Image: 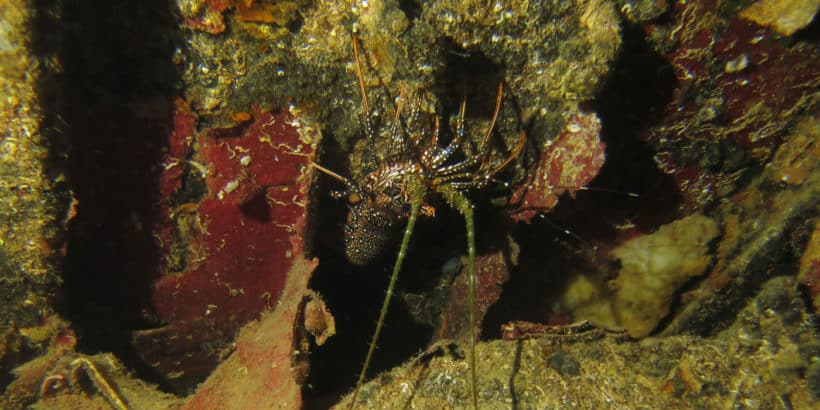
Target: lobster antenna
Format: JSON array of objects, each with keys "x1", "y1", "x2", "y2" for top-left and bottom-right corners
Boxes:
[
  {"x1": 349, "y1": 176, "x2": 426, "y2": 408},
  {"x1": 436, "y1": 184, "x2": 479, "y2": 409},
  {"x1": 352, "y1": 33, "x2": 369, "y2": 115}
]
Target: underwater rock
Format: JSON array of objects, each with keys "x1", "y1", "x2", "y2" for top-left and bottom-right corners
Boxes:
[
  {"x1": 132, "y1": 106, "x2": 319, "y2": 392},
  {"x1": 561, "y1": 214, "x2": 719, "y2": 338},
  {"x1": 661, "y1": 153, "x2": 819, "y2": 336},
  {"x1": 769, "y1": 115, "x2": 820, "y2": 187},
  {"x1": 510, "y1": 112, "x2": 607, "y2": 223},
  {"x1": 740, "y1": 0, "x2": 819, "y2": 36},
  {"x1": 798, "y1": 220, "x2": 820, "y2": 313},
  {"x1": 4, "y1": 316, "x2": 179, "y2": 410},
  {"x1": 176, "y1": 32, "x2": 249, "y2": 114},
  {"x1": 0, "y1": 0, "x2": 67, "y2": 388},
  {"x1": 177, "y1": 0, "x2": 230, "y2": 34},
  {"x1": 0, "y1": 0, "x2": 64, "y2": 335},
  {"x1": 234, "y1": 0, "x2": 298, "y2": 25},
  {"x1": 174, "y1": 1, "x2": 624, "y2": 243},
  {"x1": 422, "y1": 0, "x2": 621, "y2": 132},
  {"x1": 606, "y1": 214, "x2": 718, "y2": 337},
  {"x1": 3, "y1": 317, "x2": 76, "y2": 409},
  {"x1": 337, "y1": 276, "x2": 818, "y2": 409},
  {"x1": 642, "y1": 1, "x2": 818, "y2": 212},
  {"x1": 177, "y1": 0, "x2": 300, "y2": 33},
  {"x1": 437, "y1": 237, "x2": 518, "y2": 342},
  {"x1": 616, "y1": 0, "x2": 669, "y2": 24},
  {"x1": 28, "y1": 352, "x2": 180, "y2": 410},
  {"x1": 183, "y1": 256, "x2": 319, "y2": 410}
]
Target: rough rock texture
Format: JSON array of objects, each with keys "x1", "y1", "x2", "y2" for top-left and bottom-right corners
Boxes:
[
  {"x1": 0, "y1": 1, "x2": 69, "y2": 398},
  {"x1": 183, "y1": 256, "x2": 319, "y2": 410},
  {"x1": 510, "y1": 112, "x2": 607, "y2": 223},
  {"x1": 562, "y1": 214, "x2": 719, "y2": 338},
  {"x1": 798, "y1": 218, "x2": 820, "y2": 313},
  {"x1": 740, "y1": 0, "x2": 819, "y2": 36},
  {"x1": 642, "y1": 0, "x2": 818, "y2": 212},
  {"x1": 0, "y1": 0, "x2": 64, "y2": 335},
  {"x1": 4, "y1": 317, "x2": 179, "y2": 409},
  {"x1": 339, "y1": 276, "x2": 818, "y2": 409},
  {"x1": 132, "y1": 106, "x2": 320, "y2": 391},
  {"x1": 178, "y1": 0, "x2": 621, "y2": 154},
  {"x1": 3, "y1": 1, "x2": 818, "y2": 408}
]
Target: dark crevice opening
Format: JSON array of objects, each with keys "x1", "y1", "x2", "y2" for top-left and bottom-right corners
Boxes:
[
  {"x1": 302, "y1": 44, "x2": 510, "y2": 409},
  {"x1": 57, "y1": 0, "x2": 178, "y2": 392},
  {"x1": 397, "y1": 0, "x2": 422, "y2": 22},
  {"x1": 437, "y1": 41, "x2": 506, "y2": 110},
  {"x1": 303, "y1": 156, "x2": 439, "y2": 408},
  {"x1": 482, "y1": 23, "x2": 682, "y2": 338}
]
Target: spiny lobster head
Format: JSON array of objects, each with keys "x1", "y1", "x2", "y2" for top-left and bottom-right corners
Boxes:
[
  {"x1": 340, "y1": 163, "x2": 422, "y2": 265},
  {"x1": 342, "y1": 200, "x2": 397, "y2": 265}
]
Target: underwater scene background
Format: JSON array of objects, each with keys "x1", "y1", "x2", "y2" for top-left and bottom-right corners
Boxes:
[{"x1": 1, "y1": 0, "x2": 818, "y2": 408}]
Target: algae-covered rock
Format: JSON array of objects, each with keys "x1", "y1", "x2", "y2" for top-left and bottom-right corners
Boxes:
[
  {"x1": 179, "y1": 0, "x2": 621, "y2": 152},
  {"x1": 615, "y1": 0, "x2": 669, "y2": 23},
  {"x1": 561, "y1": 214, "x2": 720, "y2": 338},
  {"x1": 740, "y1": 0, "x2": 819, "y2": 36},
  {"x1": 661, "y1": 118, "x2": 820, "y2": 337},
  {"x1": 609, "y1": 214, "x2": 719, "y2": 337},
  {"x1": 0, "y1": 0, "x2": 64, "y2": 334},
  {"x1": 339, "y1": 276, "x2": 818, "y2": 409},
  {"x1": 798, "y1": 219, "x2": 820, "y2": 313},
  {"x1": 422, "y1": 0, "x2": 621, "y2": 140}
]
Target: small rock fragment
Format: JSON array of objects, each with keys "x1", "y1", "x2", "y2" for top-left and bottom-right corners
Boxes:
[{"x1": 740, "y1": 0, "x2": 819, "y2": 36}]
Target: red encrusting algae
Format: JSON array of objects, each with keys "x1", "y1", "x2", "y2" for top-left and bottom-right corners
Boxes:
[
  {"x1": 133, "y1": 104, "x2": 318, "y2": 392},
  {"x1": 510, "y1": 112, "x2": 607, "y2": 224},
  {"x1": 642, "y1": 0, "x2": 818, "y2": 211}
]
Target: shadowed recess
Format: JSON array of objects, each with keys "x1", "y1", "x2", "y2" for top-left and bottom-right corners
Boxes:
[
  {"x1": 58, "y1": 0, "x2": 177, "y2": 390},
  {"x1": 482, "y1": 23, "x2": 681, "y2": 338}
]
